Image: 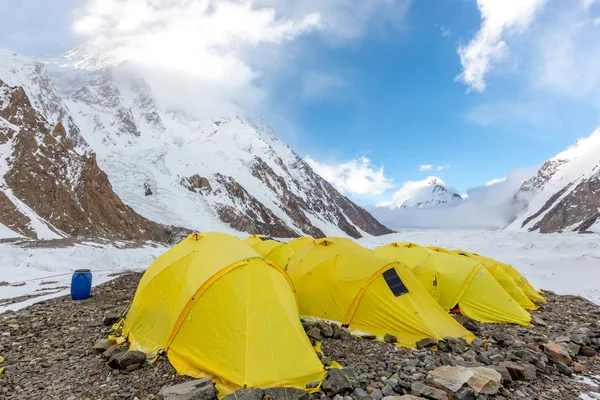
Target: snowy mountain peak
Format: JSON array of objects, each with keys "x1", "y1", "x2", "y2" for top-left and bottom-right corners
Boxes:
[
  {"x1": 0, "y1": 49, "x2": 392, "y2": 240},
  {"x1": 379, "y1": 176, "x2": 463, "y2": 209},
  {"x1": 508, "y1": 125, "x2": 600, "y2": 233}
]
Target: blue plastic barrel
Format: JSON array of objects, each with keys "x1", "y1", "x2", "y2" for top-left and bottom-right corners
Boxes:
[{"x1": 71, "y1": 269, "x2": 92, "y2": 300}]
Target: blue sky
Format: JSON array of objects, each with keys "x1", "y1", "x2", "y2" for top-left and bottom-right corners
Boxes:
[{"x1": 2, "y1": 0, "x2": 600, "y2": 205}]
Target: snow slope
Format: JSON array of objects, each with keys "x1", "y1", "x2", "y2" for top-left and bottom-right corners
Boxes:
[
  {"x1": 32, "y1": 48, "x2": 388, "y2": 238},
  {"x1": 508, "y1": 127, "x2": 600, "y2": 233},
  {"x1": 379, "y1": 176, "x2": 463, "y2": 209},
  {"x1": 0, "y1": 241, "x2": 168, "y2": 313}
]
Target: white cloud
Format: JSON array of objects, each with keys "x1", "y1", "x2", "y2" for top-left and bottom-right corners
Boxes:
[
  {"x1": 419, "y1": 164, "x2": 432, "y2": 171},
  {"x1": 419, "y1": 164, "x2": 454, "y2": 172},
  {"x1": 486, "y1": 177, "x2": 507, "y2": 186},
  {"x1": 440, "y1": 25, "x2": 452, "y2": 37},
  {"x1": 369, "y1": 168, "x2": 537, "y2": 230},
  {"x1": 305, "y1": 155, "x2": 394, "y2": 196},
  {"x1": 457, "y1": 0, "x2": 547, "y2": 92},
  {"x1": 436, "y1": 166, "x2": 444, "y2": 171},
  {"x1": 71, "y1": 0, "x2": 410, "y2": 118}
]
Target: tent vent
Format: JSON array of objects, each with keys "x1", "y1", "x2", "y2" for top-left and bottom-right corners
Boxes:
[
  {"x1": 382, "y1": 268, "x2": 408, "y2": 297},
  {"x1": 259, "y1": 236, "x2": 276, "y2": 241}
]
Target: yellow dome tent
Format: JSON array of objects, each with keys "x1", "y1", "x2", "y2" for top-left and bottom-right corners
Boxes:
[
  {"x1": 286, "y1": 237, "x2": 474, "y2": 348},
  {"x1": 376, "y1": 244, "x2": 531, "y2": 325},
  {"x1": 123, "y1": 232, "x2": 325, "y2": 392},
  {"x1": 247, "y1": 238, "x2": 296, "y2": 269},
  {"x1": 287, "y1": 236, "x2": 316, "y2": 251},
  {"x1": 452, "y1": 250, "x2": 538, "y2": 310},
  {"x1": 456, "y1": 250, "x2": 546, "y2": 304}
]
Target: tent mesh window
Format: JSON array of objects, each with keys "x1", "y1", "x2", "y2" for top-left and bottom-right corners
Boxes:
[{"x1": 382, "y1": 268, "x2": 409, "y2": 297}]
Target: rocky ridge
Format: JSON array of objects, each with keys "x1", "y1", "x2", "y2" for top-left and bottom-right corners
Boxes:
[
  {"x1": 509, "y1": 129, "x2": 600, "y2": 233},
  {"x1": 1, "y1": 274, "x2": 599, "y2": 399},
  {"x1": 0, "y1": 77, "x2": 167, "y2": 241}
]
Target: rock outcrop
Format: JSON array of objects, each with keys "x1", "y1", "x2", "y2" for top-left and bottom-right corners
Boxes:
[{"x1": 0, "y1": 78, "x2": 166, "y2": 241}]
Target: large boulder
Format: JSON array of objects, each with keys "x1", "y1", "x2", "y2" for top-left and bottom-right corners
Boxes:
[{"x1": 157, "y1": 378, "x2": 217, "y2": 400}]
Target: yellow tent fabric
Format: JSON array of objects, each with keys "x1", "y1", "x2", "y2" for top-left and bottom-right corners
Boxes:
[
  {"x1": 374, "y1": 243, "x2": 432, "y2": 269},
  {"x1": 452, "y1": 251, "x2": 537, "y2": 310},
  {"x1": 286, "y1": 237, "x2": 474, "y2": 348},
  {"x1": 454, "y1": 250, "x2": 546, "y2": 304},
  {"x1": 427, "y1": 246, "x2": 454, "y2": 255},
  {"x1": 393, "y1": 249, "x2": 530, "y2": 325},
  {"x1": 287, "y1": 236, "x2": 316, "y2": 251},
  {"x1": 249, "y1": 238, "x2": 296, "y2": 269},
  {"x1": 243, "y1": 234, "x2": 269, "y2": 247},
  {"x1": 123, "y1": 232, "x2": 325, "y2": 392}
]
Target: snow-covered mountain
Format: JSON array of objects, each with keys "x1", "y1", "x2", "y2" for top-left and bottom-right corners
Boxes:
[
  {"x1": 0, "y1": 48, "x2": 391, "y2": 240},
  {"x1": 379, "y1": 176, "x2": 463, "y2": 209},
  {"x1": 507, "y1": 127, "x2": 600, "y2": 233}
]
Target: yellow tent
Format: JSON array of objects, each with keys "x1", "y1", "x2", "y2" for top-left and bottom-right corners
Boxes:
[
  {"x1": 123, "y1": 232, "x2": 325, "y2": 392},
  {"x1": 453, "y1": 250, "x2": 545, "y2": 304},
  {"x1": 287, "y1": 236, "x2": 315, "y2": 251},
  {"x1": 248, "y1": 238, "x2": 295, "y2": 269},
  {"x1": 374, "y1": 242, "x2": 432, "y2": 268},
  {"x1": 243, "y1": 234, "x2": 270, "y2": 247},
  {"x1": 427, "y1": 246, "x2": 454, "y2": 255},
  {"x1": 375, "y1": 244, "x2": 531, "y2": 325},
  {"x1": 452, "y1": 250, "x2": 537, "y2": 310},
  {"x1": 286, "y1": 237, "x2": 474, "y2": 347}
]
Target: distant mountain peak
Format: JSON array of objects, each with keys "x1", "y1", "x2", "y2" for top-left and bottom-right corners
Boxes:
[{"x1": 379, "y1": 175, "x2": 463, "y2": 209}]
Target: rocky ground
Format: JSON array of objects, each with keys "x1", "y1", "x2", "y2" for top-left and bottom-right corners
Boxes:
[{"x1": 1, "y1": 274, "x2": 599, "y2": 400}]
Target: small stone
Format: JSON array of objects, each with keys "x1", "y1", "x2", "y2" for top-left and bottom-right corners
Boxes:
[
  {"x1": 443, "y1": 337, "x2": 468, "y2": 354},
  {"x1": 491, "y1": 332, "x2": 515, "y2": 348},
  {"x1": 306, "y1": 327, "x2": 322, "y2": 341},
  {"x1": 103, "y1": 312, "x2": 120, "y2": 326},
  {"x1": 371, "y1": 389, "x2": 383, "y2": 400},
  {"x1": 521, "y1": 363, "x2": 537, "y2": 381},
  {"x1": 573, "y1": 362, "x2": 588, "y2": 374},
  {"x1": 579, "y1": 347, "x2": 597, "y2": 357},
  {"x1": 440, "y1": 353, "x2": 455, "y2": 366},
  {"x1": 471, "y1": 338, "x2": 484, "y2": 348},
  {"x1": 381, "y1": 385, "x2": 395, "y2": 397},
  {"x1": 531, "y1": 315, "x2": 549, "y2": 327},
  {"x1": 158, "y1": 378, "x2": 216, "y2": 400},
  {"x1": 416, "y1": 338, "x2": 436, "y2": 349},
  {"x1": 322, "y1": 368, "x2": 358, "y2": 396},
  {"x1": 361, "y1": 335, "x2": 377, "y2": 340},
  {"x1": 93, "y1": 338, "x2": 113, "y2": 352},
  {"x1": 455, "y1": 387, "x2": 476, "y2": 400},
  {"x1": 125, "y1": 363, "x2": 141, "y2": 372},
  {"x1": 556, "y1": 362, "x2": 573, "y2": 376},
  {"x1": 489, "y1": 366, "x2": 512, "y2": 383},
  {"x1": 306, "y1": 382, "x2": 320, "y2": 390},
  {"x1": 430, "y1": 366, "x2": 472, "y2": 392},
  {"x1": 489, "y1": 354, "x2": 504, "y2": 364},
  {"x1": 353, "y1": 388, "x2": 369, "y2": 398},
  {"x1": 570, "y1": 333, "x2": 591, "y2": 346},
  {"x1": 384, "y1": 334, "x2": 398, "y2": 344},
  {"x1": 467, "y1": 367, "x2": 501, "y2": 395},
  {"x1": 499, "y1": 362, "x2": 526, "y2": 381},
  {"x1": 544, "y1": 341, "x2": 571, "y2": 365},
  {"x1": 382, "y1": 397, "x2": 422, "y2": 400},
  {"x1": 318, "y1": 322, "x2": 334, "y2": 338},
  {"x1": 411, "y1": 382, "x2": 448, "y2": 400},
  {"x1": 107, "y1": 351, "x2": 146, "y2": 370},
  {"x1": 103, "y1": 345, "x2": 123, "y2": 359},
  {"x1": 264, "y1": 387, "x2": 308, "y2": 400}
]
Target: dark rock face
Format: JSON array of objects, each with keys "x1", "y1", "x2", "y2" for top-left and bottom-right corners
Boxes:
[
  {"x1": 0, "y1": 79, "x2": 167, "y2": 241},
  {"x1": 532, "y1": 175, "x2": 600, "y2": 233}
]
